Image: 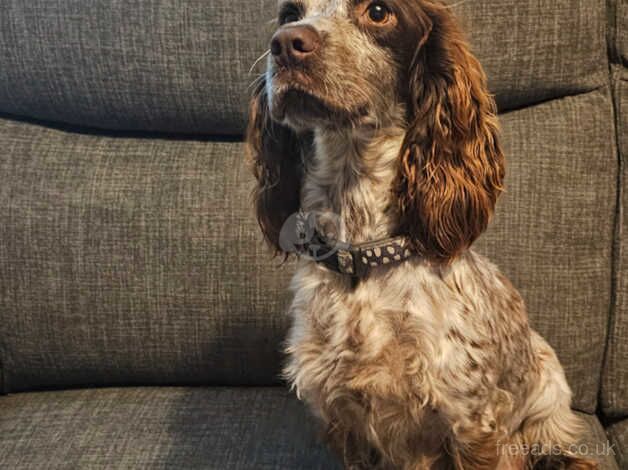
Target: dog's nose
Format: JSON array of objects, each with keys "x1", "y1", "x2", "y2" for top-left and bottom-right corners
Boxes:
[{"x1": 270, "y1": 25, "x2": 320, "y2": 66}]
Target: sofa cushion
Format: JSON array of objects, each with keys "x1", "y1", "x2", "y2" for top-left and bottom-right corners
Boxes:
[
  {"x1": 0, "y1": 118, "x2": 294, "y2": 392},
  {"x1": 576, "y1": 414, "x2": 621, "y2": 469},
  {"x1": 602, "y1": 76, "x2": 628, "y2": 416},
  {"x1": 612, "y1": 0, "x2": 627, "y2": 64},
  {"x1": 607, "y1": 419, "x2": 628, "y2": 470},
  {"x1": 0, "y1": 0, "x2": 608, "y2": 134},
  {"x1": 0, "y1": 88, "x2": 617, "y2": 409},
  {"x1": 601, "y1": 0, "x2": 628, "y2": 417},
  {"x1": 0, "y1": 387, "x2": 341, "y2": 470},
  {"x1": 455, "y1": 0, "x2": 608, "y2": 111},
  {"x1": 475, "y1": 88, "x2": 617, "y2": 413},
  {"x1": 0, "y1": 387, "x2": 617, "y2": 469},
  {"x1": 0, "y1": 0, "x2": 272, "y2": 135}
]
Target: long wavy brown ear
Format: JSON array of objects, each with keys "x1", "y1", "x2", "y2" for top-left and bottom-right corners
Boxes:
[
  {"x1": 246, "y1": 79, "x2": 303, "y2": 254},
  {"x1": 394, "y1": 3, "x2": 505, "y2": 261}
]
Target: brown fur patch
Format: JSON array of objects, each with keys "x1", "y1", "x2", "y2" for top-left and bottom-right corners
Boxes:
[
  {"x1": 393, "y1": 1, "x2": 505, "y2": 262},
  {"x1": 246, "y1": 79, "x2": 306, "y2": 253}
]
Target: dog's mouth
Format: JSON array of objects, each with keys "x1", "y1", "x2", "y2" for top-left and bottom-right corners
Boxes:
[{"x1": 270, "y1": 71, "x2": 368, "y2": 127}]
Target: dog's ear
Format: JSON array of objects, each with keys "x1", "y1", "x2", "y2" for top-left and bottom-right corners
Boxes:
[
  {"x1": 394, "y1": 3, "x2": 505, "y2": 261},
  {"x1": 246, "y1": 79, "x2": 303, "y2": 254}
]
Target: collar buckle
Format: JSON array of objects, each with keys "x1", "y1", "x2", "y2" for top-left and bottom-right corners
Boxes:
[
  {"x1": 300, "y1": 230, "x2": 414, "y2": 278},
  {"x1": 336, "y1": 249, "x2": 356, "y2": 276}
]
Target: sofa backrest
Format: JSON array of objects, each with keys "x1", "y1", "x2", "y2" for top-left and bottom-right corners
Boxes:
[
  {"x1": 0, "y1": 0, "x2": 608, "y2": 134},
  {"x1": 0, "y1": 0, "x2": 621, "y2": 416},
  {"x1": 0, "y1": 0, "x2": 272, "y2": 135}
]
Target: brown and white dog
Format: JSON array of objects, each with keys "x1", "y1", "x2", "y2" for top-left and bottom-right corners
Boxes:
[{"x1": 247, "y1": 1, "x2": 598, "y2": 468}]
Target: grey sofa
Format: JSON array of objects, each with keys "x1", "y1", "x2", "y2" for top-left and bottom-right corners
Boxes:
[{"x1": 0, "y1": 0, "x2": 626, "y2": 468}]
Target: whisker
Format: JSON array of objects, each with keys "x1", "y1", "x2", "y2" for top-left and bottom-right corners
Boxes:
[
  {"x1": 446, "y1": 0, "x2": 470, "y2": 8},
  {"x1": 248, "y1": 73, "x2": 266, "y2": 91},
  {"x1": 249, "y1": 49, "x2": 271, "y2": 74}
]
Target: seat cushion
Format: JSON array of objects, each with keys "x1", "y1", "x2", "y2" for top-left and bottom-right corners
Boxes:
[
  {"x1": 607, "y1": 419, "x2": 628, "y2": 470},
  {"x1": 0, "y1": 0, "x2": 608, "y2": 134},
  {"x1": 0, "y1": 387, "x2": 341, "y2": 470},
  {"x1": 576, "y1": 414, "x2": 621, "y2": 469},
  {"x1": 0, "y1": 387, "x2": 619, "y2": 469}
]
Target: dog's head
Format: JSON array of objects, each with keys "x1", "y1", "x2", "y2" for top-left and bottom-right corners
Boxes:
[{"x1": 248, "y1": 0, "x2": 505, "y2": 261}]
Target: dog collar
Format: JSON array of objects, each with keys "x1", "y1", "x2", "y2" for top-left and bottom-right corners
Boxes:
[{"x1": 298, "y1": 231, "x2": 415, "y2": 278}]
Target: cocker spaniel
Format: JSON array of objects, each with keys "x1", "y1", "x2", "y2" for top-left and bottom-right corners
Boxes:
[{"x1": 246, "y1": 1, "x2": 598, "y2": 468}]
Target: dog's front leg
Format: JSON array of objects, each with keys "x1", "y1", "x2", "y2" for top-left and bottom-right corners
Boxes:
[{"x1": 325, "y1": 424, "x2": 384, "y2": 470}]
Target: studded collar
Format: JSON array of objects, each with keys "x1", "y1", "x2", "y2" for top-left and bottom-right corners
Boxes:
[{"x1": 297, "y1": 231, "x2": 416, "y2": 278}]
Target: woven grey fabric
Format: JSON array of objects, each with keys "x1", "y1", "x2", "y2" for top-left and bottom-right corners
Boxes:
[
  {"x1": 607, "y1": 0, "x2": 624, "y2": 65},
  {"x1": 602, "y1": 68, "x2": 628, "y2": 414},
  {"x1": 475, "y1": 88, "x2": 617, "y2": 414},
  {"x1": 453, "y1": 0, "x2": 608, "y2": 110},
  {"x1": 607, "y1": 419, "x2": 628, "y2": 470},
  {"x1": 0, "y1": 387, "x2": 341, "y2": 470},
  {"x1": 0, "y1": 388, "x2": 618, "y2": 470},
  {"x1": 576, "y1": 414, "x2": 622, "y2": 470},
  {"x1": 616, "y1": 0, "x2": 628, "y2": 65},
  {"x1": 0, "y1": 0, "x2": 274, "y2": 135},
  {"x1": 0, "y1": 0, "x2": 608, "y2": 134},
  {"x1": 0, "y1": 117, "x2": 295, "y2": 391}
]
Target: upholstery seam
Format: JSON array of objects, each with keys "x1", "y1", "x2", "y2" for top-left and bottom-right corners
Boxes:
[
  {"x1": 0, "y1": 110, "x2": 244, "y2": 142},
  {"x1": 0, "y1": 341, "x2": 6, "y2": 394},
  {"x1": 597, "y1": 31, "x2": 624, "y2": 418},
  {"x1": 607, "y1": 0, "x2": 619, "y2": 64},
  {"x1": 597, "y1": 0, "x2": 622, "y2": 419},
  {"x1": 499, "y1": 80, "x2": 609, "y2": 118},
  {"x1": 608, "y1": 424, "x2": 626, "y2": 467},
  {"x1": 600, "y1": 84, "x2": 623, "y2": 418},
  {"x1": 0, "y1": 82, "x2": 612, "y2": 135}
]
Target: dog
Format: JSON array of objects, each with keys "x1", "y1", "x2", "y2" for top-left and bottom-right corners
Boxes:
[{"x1": 247, "y1": 1, "x2": 599, "y2": 468}]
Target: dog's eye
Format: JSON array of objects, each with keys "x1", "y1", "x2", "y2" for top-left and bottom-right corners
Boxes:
[
  {"x1": 366, "y1": 2, "x2": 391, "y2": 24},
  {"x1": 279, "y1": 4, "x2": 301, "y2": 25}
]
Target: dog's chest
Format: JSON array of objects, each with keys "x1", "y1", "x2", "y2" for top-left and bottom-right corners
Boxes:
[
  {"x1": 285, "y1": 263, "x2": 440, "y2": 408},
  {"x1": 284, "y1": 263, "x2": 459, "y2": 458}
]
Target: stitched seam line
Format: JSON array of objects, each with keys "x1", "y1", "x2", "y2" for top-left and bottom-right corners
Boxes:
[
  {"x1": 607, "y1": 0, "x2": 619, "y2": 64},
  {"x1": 0, "y1": 341, "x2": 6, "y2": 394},
  {"x1": 598, "y1": 67, "x2": 624, "y2": 417},
  {"x1": 500, "y1": 76, "x2": 610, "y2": 116},
  {"x1": 597, "y1": 0, "x2": 623, "y2": 418}
]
